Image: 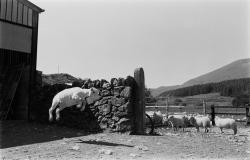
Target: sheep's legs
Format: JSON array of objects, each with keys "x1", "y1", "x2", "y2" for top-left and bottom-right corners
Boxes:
[
  {"x1": 49, "y1": 100, "x2": 59, "y2": 122},
  {"x1": 196, "y1": 127, "x2": 199, "y2": 132},
  {"x1": 56, "y1": 106, "x2": 65, "y2": 121},
  {"x1": 80, "y1": 101, "x2": 87, "y2": 112},
  {"x1": 220, "y1": 128, "x2": 224, "y2": 134}
]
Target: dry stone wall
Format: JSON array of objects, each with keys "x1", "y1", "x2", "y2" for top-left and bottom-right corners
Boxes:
[{"x1": 30, "y1": 76, "x2": 137, "y2": 133}]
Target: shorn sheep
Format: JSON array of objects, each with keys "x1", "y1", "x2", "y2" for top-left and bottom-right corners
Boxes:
[
  {"x1": 189, "y1": 116, "x2": 211, "y2": 133},
  {"x1": 49, "y1": 87, "x2": 100, "y2": 122},
  {"x1": 168, "y1": 115, "x2": 188, "y2": 131},
  {"x1": 214, "y1": 116, "x2": 237, "y2": 135}
]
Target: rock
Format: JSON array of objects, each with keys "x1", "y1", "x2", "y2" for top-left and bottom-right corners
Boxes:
[
  {"x1": 129, "y1": 153, "x2": 141, "y2": 158},
  {"x1": 116, "y1": 118, "x2": 131, "y2": 132},
  {"x1": 118, "y1": 102, "x2": 132, "y2": 113},
  {"x1": 71, "y1": 145, "x2": 80, "y2": 151},
  {"x1": 99, "y1": 104, "x2": 112, "y2": 115},
  {"x1": 112, "y1": 116, "x2": 120, "y2": 122},
  {"x1": 124, "y1": 76, "x2": 136, "y2": 88},
  {"x1": 98, "y1": 149, "x2": 113, "y2": 155},
  {"x1": 246, "y1": 150, "x2": 250, "y2": 154},
  {"x1": 114, "y1": 111, "x2": 127, "y2": 118},
  {"x1": 93, "y1": 79, "x2": 101, "y2": 88},
  {"x1": 111, "y1": 78, "x2": 119, "y2": 87},
  {"x1": 113, "y1": 86, "x2": 124, "y2": 96},
  {"x1": 120, "y1": 87, "x2": 132, "y2": 99},
  {"x1": 102, "y1": 82, "x2": 111, "y2": 89},
  {"x1": 101, "y1": 90, "x2": 112, "y2": 97},
  {"x1": 111, "y1": 97, "x2": 126, "y2": 107},
  {"x1": 118, "y1": 78, "x2": 125, "y2": 86},
  {"x1": 134, "y1": 145, "x2": 149, "y2": 151}
]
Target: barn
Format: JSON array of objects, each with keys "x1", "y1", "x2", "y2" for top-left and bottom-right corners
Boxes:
[{"x1": 0, "y1": 0, "x2": 44, "y2": 120}]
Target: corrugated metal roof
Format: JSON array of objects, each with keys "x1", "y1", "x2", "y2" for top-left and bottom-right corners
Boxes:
[{"x1": 17, "y1": 0, "x2": 44, "y2": 13}]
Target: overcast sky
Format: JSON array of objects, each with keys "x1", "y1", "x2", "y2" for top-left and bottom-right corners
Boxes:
[{"x1": 32, "y1": 0, "x2": 249, "y2": 88}]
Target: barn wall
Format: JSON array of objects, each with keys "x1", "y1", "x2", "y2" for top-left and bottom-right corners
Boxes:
[
  {"x1": 30, "y1": 76, "x2": 137, "y2": 133},
  {"x1": 0, "y1": 21, "x2": 32, "y2": 53},
  {"x1": 13, "y1": 66, "x2": 31, "y2": 119}
]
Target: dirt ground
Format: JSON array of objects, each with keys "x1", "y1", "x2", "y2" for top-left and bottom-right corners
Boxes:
[{"x1": 0, "y1": 120, "x2": 250, "y2": 160}]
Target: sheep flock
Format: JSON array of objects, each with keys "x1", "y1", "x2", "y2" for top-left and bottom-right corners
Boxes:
[{"x1": 146, "y1": 110, "x2": 238, "y2": 135}]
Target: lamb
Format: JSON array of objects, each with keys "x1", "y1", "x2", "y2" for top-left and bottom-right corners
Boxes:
[
  {"x1": 189, "y1": 116, "x2": 211, "y2": 132},
  {"x1": 214, "y1": 116, "x2": 237, "y2": 135},
  {"x1": 49, "y1": 87, "x2": 100, "y2": 122},
  {"x1": 168, "y1": 115, "x2": 188, "y2": 131}
]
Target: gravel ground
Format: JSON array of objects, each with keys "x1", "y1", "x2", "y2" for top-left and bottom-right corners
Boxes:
[{"x1": 0, "y1": 120, "x2": 250, "y2": 160}]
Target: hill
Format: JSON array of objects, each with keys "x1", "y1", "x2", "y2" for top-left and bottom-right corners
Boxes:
[
  {"x1": 42, "y1": 73, "x2": 80, "y2": 85},
  {"x1": 183, "y1": 58, "x2": 250, "y2": 87},
  {"x1": 150, "y1": 85, "x2": 180, "y2": 97},
  {"x1": 151, "y1": 58, "x2": 250, "y2": 97},
  {"x1": 159, "y1": 78, "x2": 250, "y2": 100}
]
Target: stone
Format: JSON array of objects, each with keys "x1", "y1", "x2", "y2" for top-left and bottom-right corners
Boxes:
[
  {"x1": 134, "y1": 145, "x2": 149, "y2": 151},
  {"x1": 116, "y1": 118, "x2": 131, "y2": 132},
  {"x1": 118, "y1": 102, "x2": 132, "y2": 113},
  {"x1": 112, "y1": 116, "x2": 120, "y2": 122},
  {"x1": 99, "y1": 104, "x2": 112, "y2": 115},
  {"x1": 111, "y1": 78, "x2": 119, "y2": 87},
  {"x1": 113, "y1": 86, "x2": 124, "y2": 96},
  {"x1": 101, "y1": 89, "x2": 112, "y2": 97},
  {"x1": 102, "y1": 82, "x2": 111, "y2": 89},
  {"x1": 114, "y1": 111, "x2": 127, "y2": 118},
  {"x1": 93, "y1": 80, "x2": 101, "y2": 88},
  {"x1": 111, "y1": 97, "x2": 126, "y2": 107},
  {"x1": 100, "y1": 118, "x2": 108, "y2": 129},
  {"x1": 124, "y1": 76, "x2": 136, "y2": 87},
  {"x1": 98, "y1": 149, "x2": 113, "y2": 155},
  {"x1": 71, "y1": 145, "x2": 80, "y2": 151},
  {"x1": 129, "y1": 153, "x2": 141, "y2": 158},
  {"x1": 120, "y1": 87, "x2": 132, "y2": 99},
  {"x1": 118, "y1": 78, "x2": 125, "y2": 86}
]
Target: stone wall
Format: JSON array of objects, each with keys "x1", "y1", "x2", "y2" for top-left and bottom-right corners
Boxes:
[{"x1": 30, "y1": 76, "x2": 137, "y2": 133}]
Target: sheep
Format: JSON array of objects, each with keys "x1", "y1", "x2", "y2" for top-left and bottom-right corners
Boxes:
[
  {"x1": 152, "y1": 111, "x2": 163, "y2": 125},
  {"x1": 145, "y1": 111, "x2": 163, "y2": 125},
  {"x1": 189, "y1": 116, "x2": 211, "y2": 133},
  {"x1": 214, "y1": 116, "x2": 237, "y2": 135},
  {"x1": 49, "y1": 87, "x2": 100, "y2": 122},
  {"x1": 168, "y1": 115, "x2": 188, "y2": 131}
]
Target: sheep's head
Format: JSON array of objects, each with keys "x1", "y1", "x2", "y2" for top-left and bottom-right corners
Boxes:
[
  {"x1": 90, "y1": 87, "x2": 100, "y2": 97},
  {"x1": 189, "y1": 116, "x2": 196, "y2": 126}
]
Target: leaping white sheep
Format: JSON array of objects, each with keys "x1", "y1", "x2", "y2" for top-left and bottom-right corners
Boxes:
[
  {"x1": 215, "y1": 116, "x2": 237, "y2": 135},
  {"x1": 49, "y1": 87, "x2": 100, "y2": 122}
]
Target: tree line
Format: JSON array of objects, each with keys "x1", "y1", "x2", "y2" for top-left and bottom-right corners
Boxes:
[{"x1": 159, "y1": 78, "x2": 250, "y2": 98}]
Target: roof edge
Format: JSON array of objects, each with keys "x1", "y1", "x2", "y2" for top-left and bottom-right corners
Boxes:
[{"x1": 17, "y1": 0, "x2": 45, "y2": 13}]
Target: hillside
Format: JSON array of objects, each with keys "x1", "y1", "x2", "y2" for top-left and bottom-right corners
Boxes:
[
  {"x1": 151, "y1": 58, "x2": 250, "y2": 97},
  {"x1": 159, "y1": 78, "x2": 250, "y2": 99},
  {"x1": 150, "y1": 85, "x2": 180, "y2": 97},
  {"x1": 42, "y1": 73, "x2": 80, "y2": 85},
  {"x1": 183, "y1": 58, "x2": 250, "y2": 87}
]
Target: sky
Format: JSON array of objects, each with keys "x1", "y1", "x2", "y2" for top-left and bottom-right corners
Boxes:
[{"x1": 32, "y1": 0, "x2": 249, "y2": 88}]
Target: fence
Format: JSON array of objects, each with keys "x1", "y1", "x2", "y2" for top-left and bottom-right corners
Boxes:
[
  {"x1": 209, "y1": 105, "x2": 250, "y2": 126},
  {"x1": 146, "y1": 99, "x2": 250, "y2": 126}
]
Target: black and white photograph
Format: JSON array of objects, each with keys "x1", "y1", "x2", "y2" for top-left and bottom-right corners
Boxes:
[{"x1": 0, "y1": 0, "x2": 249, "y2": 159}]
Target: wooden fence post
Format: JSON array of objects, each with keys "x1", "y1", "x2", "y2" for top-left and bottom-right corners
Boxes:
[
  {"x1": 203, "y1": 100, "x2": 206, "y2": 115},
  {"x1": 166, "y1": 97, "x2": 169, "y2": 118},
  {"x1": 134, "y1": 68, "x2": 145, "y2": 134},
  {"x1": 211, "y1": 105, "x2": 215, "y2": 126},
  {"x1": 246, "y1": 106, "x2": 250, "y2": 126}
]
